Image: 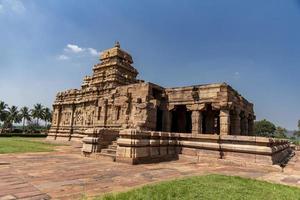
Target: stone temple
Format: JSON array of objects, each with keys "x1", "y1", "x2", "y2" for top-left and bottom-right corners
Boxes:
[{"x1": 47, "y1": 42, "x2": 292, "y2": 165}]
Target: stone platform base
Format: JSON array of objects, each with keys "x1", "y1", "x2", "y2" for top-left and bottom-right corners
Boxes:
[{"x1": 116, "y1": 129, "x2": 293, "y2": 166}]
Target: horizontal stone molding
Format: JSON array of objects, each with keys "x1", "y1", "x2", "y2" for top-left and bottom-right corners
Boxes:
[{"x1": 116, "y1": 129, "x2": 292, "y2": 165}]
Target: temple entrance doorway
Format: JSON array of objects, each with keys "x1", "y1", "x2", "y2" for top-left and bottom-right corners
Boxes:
[{"x1": 171, "y1": 105, "x2": 192, "y2": 133}]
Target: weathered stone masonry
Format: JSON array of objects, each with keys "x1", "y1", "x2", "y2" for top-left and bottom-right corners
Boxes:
[{"x1": 47, "y1": 42, "x2": 291, "y2": 165}]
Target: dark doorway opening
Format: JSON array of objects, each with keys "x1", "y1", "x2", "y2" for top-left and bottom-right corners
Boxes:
[
  {"x1": 171, "y1": 105, "x2": 192, "y2": 133},
  {"x1": 202, "y1": 104, "x2": 220, "y2": 134},
  {"x1": 156, "y1": 108, "x2": 163, "y2": 131}
]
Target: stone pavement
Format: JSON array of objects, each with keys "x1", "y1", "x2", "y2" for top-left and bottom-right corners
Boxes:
[{"x1": 0, "y1": 140, "x2": 300, "y2": 200}]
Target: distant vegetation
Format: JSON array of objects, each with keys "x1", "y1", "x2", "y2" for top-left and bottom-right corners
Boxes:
[
  {"x1": 254, "y1": 119, "x2": 286, "y2": 138},
  {"x1": 254, "y1": 119, "x2": 300, "y2": 144},
  {"x1": 293, "y1": 120, "x2": 300, "y2": 139},
  {"x1": 0, "y1": 100, "x2": 52, "y2": 134},
  {"x1": 291, "y1": 120, "x2": 300, "y2": 145}
]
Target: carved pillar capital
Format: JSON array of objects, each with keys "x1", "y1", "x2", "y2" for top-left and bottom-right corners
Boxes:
[
  {"x1": 167, "y1": 104, "x2": 175, "y2": 111},
  {"x1": 186, "y1": 103, "x2": 206, "y2": 111}
]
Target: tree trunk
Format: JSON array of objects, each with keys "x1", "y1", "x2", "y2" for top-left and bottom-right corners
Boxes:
[
  {"x1": 22, "y1": 118, "x2": 25, "y2": 133},
  {"x1": 10, "y1": 121, "x2": 13, "y2": 133}
]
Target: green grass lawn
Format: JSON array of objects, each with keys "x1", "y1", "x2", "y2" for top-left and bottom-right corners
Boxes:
[
  {"x1": 97, "y1": 174, "x2": 300, "y2": 200},
  {"x1": 0, "y1": 137, "x2": 60, "y2": 154}
]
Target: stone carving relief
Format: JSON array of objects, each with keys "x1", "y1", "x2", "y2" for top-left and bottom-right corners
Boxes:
[
  {"x1": 61, "y1": 111, "x2": 71, "y2": 126},
  {"x1": 74, "y1": 110, "x2": 83, "y2": 126},
  {"x1": 52, "y1": 112, "x2": 58, "y2": 125}
]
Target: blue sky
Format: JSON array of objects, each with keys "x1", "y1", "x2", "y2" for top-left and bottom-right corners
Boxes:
[{"x1": 0, "y1": 0, "x2": 299, "y2": 130}]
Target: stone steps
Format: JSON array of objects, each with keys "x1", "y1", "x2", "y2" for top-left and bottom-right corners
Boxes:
[
  {"x1": 108, "y1": 144, "x2": 117, "y2": 150},
  {"x1": 101, "y1": 148, "x2": 117, "y2": 154},
  {"x1": 98, "y1": 152, "x2": 116, "y2": 162},
  {"x1": 98, "y1": 139, "x2": 118, "y2": 162}
]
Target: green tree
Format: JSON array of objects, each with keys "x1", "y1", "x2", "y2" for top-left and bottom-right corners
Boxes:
[
  {"x1": 0, "y1": 101, "x2": 8, "y2": 125},
  {"x1": 5, "y1": 106, "x2": 22, "y2": 132},
  {"x1": 31, "y1": 103, "x2": 44, "y2": 126},
  {"x1": 274, "y1": 126, "x2": 287, "y2": 139},
  {"x1": 254, "y1": 119, "x2": 276, "y2": 137},
  {"x1": 293, "y1": 131, "x2": 300, "y2": 138},
  {"x1": 19, "y1": 106, "x2": 32, "y2": 132},
  {"x1": 43, "y1": 107, "x2": 52, "y2": 128}
]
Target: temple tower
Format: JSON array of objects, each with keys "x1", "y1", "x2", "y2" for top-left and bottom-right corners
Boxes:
[{"x1": 83, "y1": 42, "x2": 139, "y2": 90}]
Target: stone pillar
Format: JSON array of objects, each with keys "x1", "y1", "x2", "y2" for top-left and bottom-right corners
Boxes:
[
  {"x1": 244, "y1": 115, "x2": 249, "y2": 136},
  {"x1": 162, "y1": 110, "x2": 172, "y2": 132},
  {"x1": 192, "y1": 110, "x2": 202, "y2": 135},
  {"x1": 239, "y1": 112, "x2": 249, "y2": 136},
  {"x1": 231, "y1": 112, "x2": 241, "y2": 135},
  {"x1": 57, "y1": 107, "x2": 62, "y2": 127},
  {"x1": 103, "y1": 99, "x2": 108, "y2": 127},
  {"x1": 248, "y1": 117, "x2": 254, "y2": 136},
  {"x1": 69, "y1": 104, "x2": 75, "y2": 140},
  {"x1": 55, "y1": 106, "x2": 62, "y2": 139},
  {"x1": 240, "y1": 112, "x2": 246, "y2": 135},
  {"x1": 219, "y1": 110, "x2": 230, "y2": 135}
]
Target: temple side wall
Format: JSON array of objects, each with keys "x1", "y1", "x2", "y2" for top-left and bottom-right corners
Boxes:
[
  {"x1": 47, "y1": 82, "x2": 159, "y2": 141},
  {"x1": 116, "y1": 129, "x2": 292, "y2": 165}
]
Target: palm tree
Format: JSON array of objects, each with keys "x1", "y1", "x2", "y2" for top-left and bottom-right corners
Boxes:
[
  {"x1": 0, "y1": 101, "x2": 8, "y2": 123},
  {"x1": 20, "y1": 106, "x2": 31, "y2": 132},
  {"x1": 43, "y1": 107, "x2": 52, "y2": 128},
  {"x1": 31, "y1": 103, "x2": 44, "y2": 126},
  {"x1": 0, "y1": 101, "x2": 8, "y2": 133},
  {"x1": 5, "y1": 106, "x2": 22, "y2": 132}
]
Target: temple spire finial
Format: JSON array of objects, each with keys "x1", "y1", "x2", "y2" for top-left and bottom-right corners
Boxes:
[{"x1": 114, "y1": 41, "x2": 120, "y2": 48}]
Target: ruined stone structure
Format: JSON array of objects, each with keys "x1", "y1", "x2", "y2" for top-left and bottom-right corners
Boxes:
[{"x1": 47, "y1": 42, "x2": 292, "y2": 165}]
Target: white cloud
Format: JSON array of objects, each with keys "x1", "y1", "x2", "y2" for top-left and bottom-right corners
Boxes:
[
  {"x1": 64, "y1": 44, "x2": 84, "y2": 53},
  {"x1": 0, "y1": 0, "x2": 26, "y2": 14},
  {"x1": 234, "y1": 71, "x2": 241, "y2": 79},
  {"x1": 57, "y1": 54, "x2": 69, "y2": 60},
  {"x1": 60, "y1": 44, "x2": 99, "y2": 59},
  {"x1": 9, "y1": 0, "x2": 25, "y2": 14},
  {"x1": 87, "y1": 48, "x2": 99, "y2": 56}
]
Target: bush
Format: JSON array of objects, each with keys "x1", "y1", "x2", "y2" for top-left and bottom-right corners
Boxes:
[
  {"x1": 25, "y1": 122, "x2": 46, "y2": 134},
  {"x1": 12, "y1": 128, "x2": 23, "y2": 133}
]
